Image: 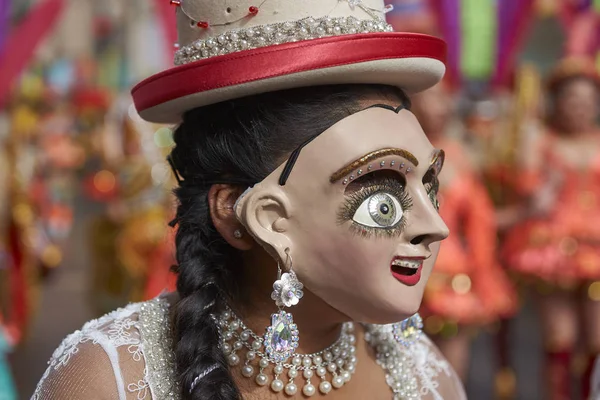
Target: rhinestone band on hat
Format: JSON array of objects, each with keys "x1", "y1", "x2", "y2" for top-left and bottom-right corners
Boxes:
[{"x1": 174, "y1": 15, "x2": 394, "y2": 65}]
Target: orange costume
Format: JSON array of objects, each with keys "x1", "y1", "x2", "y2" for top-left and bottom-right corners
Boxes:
[
  {"x1": 423, "y1": 140, "x2": 517, "y2": 328},
  {"x1": 502, "y1": 131, "x2": 600, "y2": 287},
  {"x1": 501, "y1": 55, "x2": 600, "y2": 399}
]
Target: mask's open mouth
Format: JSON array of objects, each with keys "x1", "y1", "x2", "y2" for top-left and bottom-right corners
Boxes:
[
  {"x1": 391, "y1": 264, "x2": 419, "y2": 276},
  {"x1": 390, "y1": 258, "x2": 424, "y2": 286}
]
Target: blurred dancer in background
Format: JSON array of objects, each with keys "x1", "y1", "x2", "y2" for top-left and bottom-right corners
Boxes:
[
  {"x1": 87, "y1": 95, "x2": 174, "y2": 315},
  {"x1": 413, "y1": 83, "x2": 517, "y2": 382},
  {"x1": 502, "y1": 58, "x2": 600, "y2": 400}
]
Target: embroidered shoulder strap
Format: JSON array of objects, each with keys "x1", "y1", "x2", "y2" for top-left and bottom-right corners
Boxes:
[{"x1": 138, "y1": 297, "x2": 180, "y2": 399}]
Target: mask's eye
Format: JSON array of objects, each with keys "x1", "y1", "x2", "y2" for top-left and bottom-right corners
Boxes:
[{"x1": 352, "y1": 192, "x2": 404, "y2": 228}]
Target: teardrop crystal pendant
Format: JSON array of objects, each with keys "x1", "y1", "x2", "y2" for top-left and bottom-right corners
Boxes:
[
  {"x1": 263, "y1": 310, "x2": 299, "y2": 362},
  {"x1": 392, "y1": 313, "x2": 423, "y2": 347}
]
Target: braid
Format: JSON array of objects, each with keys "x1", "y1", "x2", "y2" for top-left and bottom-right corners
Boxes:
[
  {"x1": 172, "y1": 182, "x2": 242, "y2": 399},
  {"x1": 170, "y1": 84, "x2": 408, "y2": 399}
]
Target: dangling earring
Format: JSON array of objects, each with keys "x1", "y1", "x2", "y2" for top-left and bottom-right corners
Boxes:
[
  {"x1": 216, "y1": 247, "x2": 357, "y2": 396},
  {"x1": 392, "y1": 313, "x2": 423, "y2": 347},
  {"x1": 262, "y1": 248, "x2": 304, "y2": 391},
  {"x1": 270, "y1": 248, "x2": 304, "y2": 308}
]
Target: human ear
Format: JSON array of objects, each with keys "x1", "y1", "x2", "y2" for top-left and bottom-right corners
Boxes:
[{"x1": 208, "y1": 184, "x2": 254, "y2": 250}]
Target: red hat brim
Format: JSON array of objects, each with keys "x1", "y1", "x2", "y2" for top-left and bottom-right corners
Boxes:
[{"x1": 132, "y1": 32, "x2": 446, "y2": 123}]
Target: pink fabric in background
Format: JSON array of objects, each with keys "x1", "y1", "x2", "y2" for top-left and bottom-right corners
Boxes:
[{"x1": 0, "y1": 0, "x2": 65, "y2": 108}]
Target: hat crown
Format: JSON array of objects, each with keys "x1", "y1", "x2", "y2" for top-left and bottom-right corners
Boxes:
[
  {"x1": 176, "y1": 0, "x2": 386, "y2": 47},
  {"x1": 133, "y1": 0, "x2": 446, "y2": 123}
]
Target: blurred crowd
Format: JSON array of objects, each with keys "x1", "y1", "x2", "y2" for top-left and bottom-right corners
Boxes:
[{"x1": 1, "y1": 0, "x2": 599, "y2": 399}]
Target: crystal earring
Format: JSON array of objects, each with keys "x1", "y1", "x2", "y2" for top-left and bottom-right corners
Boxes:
[
  {"x1": 233, "y1": 229, "x2": 243, "y2": 239},
  {"x1": 392, "y1": 313, "x2": 423, "y2": 347},
  {"x1": 270, "y1": 248, "x2": 304, "y2": 308},
  {"x1": 261, "y1": 248, "x2": 304, "y2": 391},
  {"x1": 219, "y1": 249, "x2": 356, "y2": 396}
]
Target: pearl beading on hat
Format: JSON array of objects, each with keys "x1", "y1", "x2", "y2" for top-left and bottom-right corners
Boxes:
[{"x1": 174, "y1": 15, "x2": 394, "y2": 66}]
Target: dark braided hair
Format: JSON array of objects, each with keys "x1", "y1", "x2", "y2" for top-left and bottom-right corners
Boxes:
[{"x1": 169, "y1": 84, "x2": 409, "y2": 400}]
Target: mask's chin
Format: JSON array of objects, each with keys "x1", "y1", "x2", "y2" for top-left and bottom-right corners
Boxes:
[{"x1": 345, "y1": 292, "x2": 424, "y2": 326}]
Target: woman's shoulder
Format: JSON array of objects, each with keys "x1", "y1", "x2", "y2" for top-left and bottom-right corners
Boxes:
[{"x1": 33, "y1": 296, "x2": 179, "y2": 400}]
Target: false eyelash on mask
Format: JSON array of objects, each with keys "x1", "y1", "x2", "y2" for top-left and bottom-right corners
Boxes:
[
  {"x1": 423, "y1": 172, "x2": 440, "y2": 210},
  {"x1": 424, "y1": 175, "x2": 439, "y2": 195},
  {"x1": 337, "y1": 177, "x2": 413, "y2": 239}
]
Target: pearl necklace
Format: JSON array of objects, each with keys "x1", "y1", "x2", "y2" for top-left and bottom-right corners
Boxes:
[
  {"x1": 215, "y1": 307, "x2": 357, "y2": 396},
  {"x1": 364, "y1": 324, "x2": 421, "y2": 399}
]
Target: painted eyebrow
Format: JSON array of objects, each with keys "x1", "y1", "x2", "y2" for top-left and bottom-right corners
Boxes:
[
  {"x1": 364, "y1": 103, "x2": 409, "y2": 113},
  {"x1": 329, "y1": 148, "x2": 419, "y2": 183},
  {"x1": 278, "y1": 103, "x2": 409, "y2": 186}
]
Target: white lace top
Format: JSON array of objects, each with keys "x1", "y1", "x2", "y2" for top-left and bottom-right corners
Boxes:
[{"x1": 33, "y1": 296, "x2": 466, "y2": 400}]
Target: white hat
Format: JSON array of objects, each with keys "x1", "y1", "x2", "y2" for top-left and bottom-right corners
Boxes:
[{"x1": 132, "y1": 0, "x2": 446, "y2": 123}]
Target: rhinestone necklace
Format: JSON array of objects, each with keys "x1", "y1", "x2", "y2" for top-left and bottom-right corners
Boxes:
[
  {"x1": 215, "y1": 306, "x2": 357, "y2": 396},
  {"x1": 364, "y1": 323, "x2": 424, "y2": 400}
]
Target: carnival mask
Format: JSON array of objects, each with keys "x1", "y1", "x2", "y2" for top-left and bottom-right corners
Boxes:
[{"x1": 235, "y1": 106, "x2": 448, "y2": 324}]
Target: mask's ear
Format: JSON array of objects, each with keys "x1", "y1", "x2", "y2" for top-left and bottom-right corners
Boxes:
[{"x1": 235, "y1": 184, "x2": 292, "y2": 264}]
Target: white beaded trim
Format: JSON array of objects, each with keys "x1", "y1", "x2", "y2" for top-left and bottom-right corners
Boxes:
[
  {"x1": 174, "y1": 16, "x2": 393, "y2": 66},
  {"x1": 138, "y1": 298, "x2": 180, "y2": 399}
]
